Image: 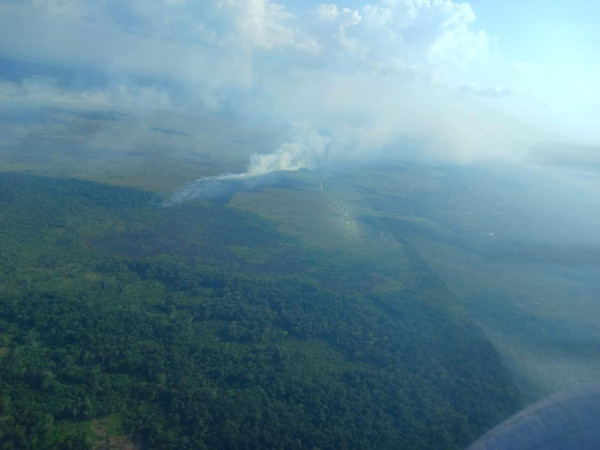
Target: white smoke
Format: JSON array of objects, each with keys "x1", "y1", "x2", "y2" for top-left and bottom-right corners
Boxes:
[
  {"x1": 245, "y1": 133, "x2": 330, "y2": 176},
  {"x1": 168, "y1": 132, "x2": 330, "y2": 204},
  {"x1": 201, "y1": 132, "x2": 330, "y2": 181}
]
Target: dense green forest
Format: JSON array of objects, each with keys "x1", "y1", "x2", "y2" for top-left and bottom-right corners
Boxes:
[{"x1": 0, "y1": 172, "x2": 520, "y2": 449}]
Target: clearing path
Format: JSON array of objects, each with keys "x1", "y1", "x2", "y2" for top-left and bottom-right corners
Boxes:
[
  {"x1": 319, "y1": 175, "x2": 396, "y2": 245},
  {"x1": 379, "y1": 231, "x2": 395, "y2": 243},
  {"x1": 320, "y1": 176, "x2": 354, "y2": 221}
]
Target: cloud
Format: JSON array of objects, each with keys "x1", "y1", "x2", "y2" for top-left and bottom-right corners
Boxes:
[
  {"x1": 31, "y1": 0, "x2": 86, "y2": 18},
  {"x1": 317, "y1": 4, "x2": 338, "y2": 21},
  {"x1": 461, "y1": 84, "x2": 513, "y2": 98},
  {"x1": 357, "y1": 0, "x2": 489, "y2": 69},
  {"x1": 216, "y1": 0, "x2": 320, "y2": 51},
  {"x1": 0, "y1": 0, "x2": 489, "y2": 80},
  {"x1": 341, "y1": 8, "x2": 362, "y2": 27},
  {"x1": 527, "y1": 143, "x2": 600, "y2": 168},
  {"x1": 362, "y1": 5, "x2": 392, "y2": 28}
]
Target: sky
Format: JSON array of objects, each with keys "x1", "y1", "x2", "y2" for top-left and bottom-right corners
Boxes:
[{"x1": 0, "y1": 0, "x2": 599, "y2": 174}]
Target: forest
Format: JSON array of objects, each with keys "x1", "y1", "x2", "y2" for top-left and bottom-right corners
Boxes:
[{"x1": 0, "y1": 172, "x2": 521, "y2": 449}]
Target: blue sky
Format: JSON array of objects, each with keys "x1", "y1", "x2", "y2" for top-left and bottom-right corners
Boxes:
[
  {"x1": 0, "y1": 0, "x2": 598, "y2": 170},
  {"x1": 469, "y1": 0, "x2": 600, "y2": 105}
]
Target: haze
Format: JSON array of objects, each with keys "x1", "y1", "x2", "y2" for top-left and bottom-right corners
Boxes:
[{"x1": 1, "y1": 0, "x2": 599, "y2": 176}]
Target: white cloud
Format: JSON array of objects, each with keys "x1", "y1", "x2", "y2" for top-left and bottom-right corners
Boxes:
[
  {"x1": 217, "y1": 0, "x2": 319, "y2": 51},
  {"x1": 362, "y1": 5, "x2": 392, "y2": 27},
  {"x1": 6, "y1": 0, "x2": 489, "y2": 74},
  {"x1": 356, "y1": 0, "x2": 489, "y2": 71},
  {"x1": 461, "y1": 84, "x2": 513, "y2": 98},
  {"x1": 317, "y1": 4, "x2": 338, "y2": 21},
  {"x1": 341, "y1": 8, "x2": 362, "y2": 27},
  {"x1": 31, "y1": 0, "x2": 87, "y2": 18}
]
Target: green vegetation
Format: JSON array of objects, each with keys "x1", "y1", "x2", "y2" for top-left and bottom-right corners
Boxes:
[
  {"x1": 0, "y1": 172, "x2": 520, "y2": 449},
  {"x1": 344, "y1": 165, "x2": 600, "y2": 398}
]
